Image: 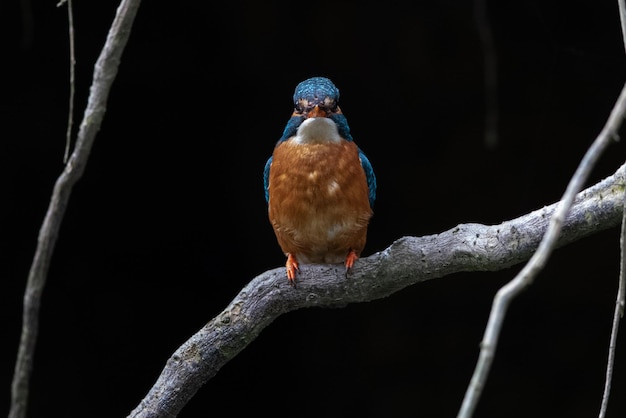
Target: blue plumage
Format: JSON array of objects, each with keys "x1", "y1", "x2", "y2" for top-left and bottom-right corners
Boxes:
[
  {"x1": 358, "y1": 150, "x2": 377, "y2": 208},
  {"x1": 293, "y1": 76, "x2": 340, "y2": 106},
  {"x1": 263, "y1": 156, "x2": 272, "y2": 203}
]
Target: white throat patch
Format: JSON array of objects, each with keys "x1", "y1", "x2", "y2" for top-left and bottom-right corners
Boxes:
[{"x1": 293, "y1": 118, "x2": 342, "y2": 144}]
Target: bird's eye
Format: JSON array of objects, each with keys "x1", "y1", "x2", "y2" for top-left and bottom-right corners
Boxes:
[
  {"x1": 323, "y1": 97, "x2": 338, "y2": 113},
  {"x1": 294, "y1": 99, "x2": 308, "y2": 114}
]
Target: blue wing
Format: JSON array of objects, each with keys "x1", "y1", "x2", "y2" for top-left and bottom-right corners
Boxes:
[
  {"x1": 358, "y1": 149, "x2": 376, "y2": 208},
  {"x1": 263, "y1": 156, "x2": 272, "y2": 204}
]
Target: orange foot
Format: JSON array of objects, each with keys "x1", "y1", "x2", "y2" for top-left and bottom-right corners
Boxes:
[
  {"x1": 344, "y1": 249, "x2": 359, "y2": 276},
  {"x1": 286, "y1": 253, "x2": 299, "y2": 287}
]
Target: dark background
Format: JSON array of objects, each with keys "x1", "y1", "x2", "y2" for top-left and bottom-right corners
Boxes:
[{"x1": 3, "y1": 0, "x2": 626, "y2": 417}]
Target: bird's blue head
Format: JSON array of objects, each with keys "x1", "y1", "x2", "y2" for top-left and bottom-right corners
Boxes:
[
  {"x1": 279, "y1": 77, "x2": 352, "y2": 142},
  {"x1": 293, "y1": 76, "x2": 340, "y2": 111}
]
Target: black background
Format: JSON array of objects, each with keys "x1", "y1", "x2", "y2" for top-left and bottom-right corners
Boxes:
[{"x1": 3, "y1": 1, "x2": 626, "y2": 417}]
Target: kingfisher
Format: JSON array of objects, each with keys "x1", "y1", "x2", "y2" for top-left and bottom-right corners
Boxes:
[{"x1": 263, "y1": 77, "x2": 377, "y2": 286}]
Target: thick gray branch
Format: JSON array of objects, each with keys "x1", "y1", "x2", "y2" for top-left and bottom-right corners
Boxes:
[{"x1": 128, "y1": 163, "x2": 626, "y2": 418}]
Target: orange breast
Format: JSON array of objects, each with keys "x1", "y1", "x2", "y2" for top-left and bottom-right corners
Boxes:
[{"x1": 268, "y1": 139, "x2": 373, "y2": 264}]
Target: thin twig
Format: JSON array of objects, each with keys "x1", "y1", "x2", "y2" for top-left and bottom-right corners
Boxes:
[
  {"x1": 19, "y1": 0, "x2": 33, "y2": 50},
  {"x1": 599, "y1": 169, "x2": 626, "y2": 418},
  {"x1": 597, "y1": 2, "x2": 626, "y2": 416},
  {"x1": 618, "y1": 0, "x2": 626, "y2": 54},
  {"x1": 8, "y1": 1, "x2": 142, "y2": 417},
  {"x1": 457, "y1": 81, "x2": 626, "y2": 418},
  {"x1": 58, "y1": 0, "x2": 76, "y2": 163},
  {"x1": 474, "y1": 0, "x2": 498, "y2": 149}
]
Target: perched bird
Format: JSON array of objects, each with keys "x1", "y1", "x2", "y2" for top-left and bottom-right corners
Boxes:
[{"x1": 263, "y1": 77, "x2": 377, "y2": 286}]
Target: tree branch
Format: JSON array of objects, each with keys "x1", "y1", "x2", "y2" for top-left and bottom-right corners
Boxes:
[
  {"x1": 128, "y1": 162, "x2": 626, "y2": 418},
  {"x1": 459, "y1": 80, "x2": 626, "y2": 418},
  {"x1": 9, "y1": 1, "x2": 141, "y2": 417}
]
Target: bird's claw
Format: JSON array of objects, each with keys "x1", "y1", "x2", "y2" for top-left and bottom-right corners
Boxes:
[
  {"x1": 286, "y1": 253, "x2": 299, "y2": 287},
  {"x1": 344, "y1": 249, "x2": 358, "y2": 278}
]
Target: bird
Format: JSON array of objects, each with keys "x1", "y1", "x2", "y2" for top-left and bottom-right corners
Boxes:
[{"x1": 263, "y1": 76, "x2": 376, "y2": 286}]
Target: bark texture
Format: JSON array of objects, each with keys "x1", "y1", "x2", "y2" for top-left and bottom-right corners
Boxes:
[{"x1": 128, "y1": 163, "x2": 626, "y2": 418}]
